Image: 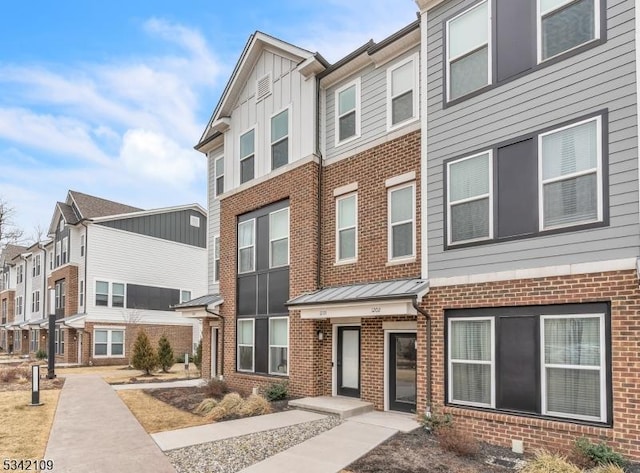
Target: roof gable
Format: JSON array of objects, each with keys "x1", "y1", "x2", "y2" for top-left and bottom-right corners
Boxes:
[{"x1": 67, "y1": 190, "x2": 143, "y2": 219}]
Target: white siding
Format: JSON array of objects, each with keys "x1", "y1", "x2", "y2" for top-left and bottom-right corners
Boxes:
[{"x1": 208, "y1": 146, "x2": 222, "y2": 295}]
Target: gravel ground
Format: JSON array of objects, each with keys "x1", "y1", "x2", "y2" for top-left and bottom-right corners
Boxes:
[{"x1": 166, "y1": 415, "x2": 342, "y2": 473}]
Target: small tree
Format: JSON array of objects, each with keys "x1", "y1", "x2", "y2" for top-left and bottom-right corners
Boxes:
[
  {"x1": 193, "y1": 340, "x2": 202, "y2": 369},
  {"x1": 157, "y1": 334, "x2": 174, "y2": 373},
  {"x1": 131, "y1": 331, "x2": 158, "y2": 375}
]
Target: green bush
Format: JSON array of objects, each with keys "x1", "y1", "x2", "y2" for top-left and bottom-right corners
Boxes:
[
  {"x1": 262, "y1": 380, "x2": 288, "y2": 401},
  {"x1": 131, "y1": 331, "x2": 158, "y2": 375},
  {"x1": 35, "y1": 349, "x2": 47, "y2": 360},
  {"x1": 192, "y1": 340, "x2": 202, "y2": 369},
  {"x1": 157, "y1": 335, "x2": 174, "y2": 373},
  {"x1": 420, "y1": 408, "x2": 453, "y2": 433},
  {"x1": 574, "y1": 438, "x2": 626, "y2": 468}
]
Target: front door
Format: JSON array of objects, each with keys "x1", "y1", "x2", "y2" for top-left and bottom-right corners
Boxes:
[
  {"x1": 337, "y1": 326, "x2": 360, "y2": 397},
  {"x1": 389, "y1": 333, "x2": 417, "y2": 412}
]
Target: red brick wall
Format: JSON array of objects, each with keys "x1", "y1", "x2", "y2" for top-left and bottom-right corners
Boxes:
[
  {"x1": 419, "y1": 270, "x2": 640, "y2": 460},
  {"x1": 1, "y1": 291, "x2": 16, "y2": 323},
  {"x1": 48, "y1": 265, "x2": 79, "y2": 317}
]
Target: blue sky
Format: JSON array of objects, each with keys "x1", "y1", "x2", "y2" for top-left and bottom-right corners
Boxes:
[{"x1": 0, "y1": 0, "x2": 418, "y2": 239}]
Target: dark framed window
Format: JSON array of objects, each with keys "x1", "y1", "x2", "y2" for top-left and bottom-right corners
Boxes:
[
  {"x1": 240, "y1": 129, "x2": 255, "y2": 184},
  {"x1": 539, "y1": 0, "x2": 599, "y2": 62}
]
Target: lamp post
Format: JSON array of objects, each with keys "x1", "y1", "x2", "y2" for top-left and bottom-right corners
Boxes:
[{"x1": 47, "y1": 289, "x2": 56, "y2": 379}]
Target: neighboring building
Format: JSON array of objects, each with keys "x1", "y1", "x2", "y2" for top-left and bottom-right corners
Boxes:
[
  {"x1": 0, "y1": 244, "x2": 27, "y2": 353},
  {"x1": 192, "y1": 0, "x2": 640, "y2": 462}
]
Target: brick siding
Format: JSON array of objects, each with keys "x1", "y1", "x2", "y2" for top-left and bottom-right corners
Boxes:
[{"x1": 48, "y1": 264, "x2": 79, "y2": 317}]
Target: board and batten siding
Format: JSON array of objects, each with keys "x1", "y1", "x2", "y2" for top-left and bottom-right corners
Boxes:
[
  {"x1": 222, "y1": 49, "x2": 317, "y2": 192},
  {"x1": 208, "y1": 145, "x2": 222, "y2": 294},
  {"x1": 323, "y1": 46, "x2": 421, "y2": 161},
  {"x1": 425, "y1": 0, "x2": 639, "y2": 279}
]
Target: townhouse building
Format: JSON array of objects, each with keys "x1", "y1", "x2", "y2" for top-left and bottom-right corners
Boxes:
[
  {"x1": 189, "y1": 0, "x2": 640, "y2": 460},
  {"x1": 0, "y1": 244, "x2": 27, "y2": 353}
]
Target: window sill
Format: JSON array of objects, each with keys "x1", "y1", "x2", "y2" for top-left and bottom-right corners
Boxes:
[
  {"x1": 386, "y1": 257, "x2": 416, "y2": 267},
  {"x1": 334, "y1": 259, "x2": 357, "y2": 267},
  {"x1": 387, "y1": 116, "x2": 419, "y2": 134}
]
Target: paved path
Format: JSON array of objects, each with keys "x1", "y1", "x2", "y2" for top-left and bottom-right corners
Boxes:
[
  {"x1": 45, "y1": 375, "x2": 176, "y2": 473},
  {"x1": 112, "y1": 378, "x2": 204, "y2": 391}
]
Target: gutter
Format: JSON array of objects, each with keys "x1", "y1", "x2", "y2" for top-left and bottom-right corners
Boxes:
[
  {"x1": 315, "y1": 73, "x2": 323, "y2": 290},
  {"x1": 412, "y1": 296, "x2": 432, "y2": 412}
]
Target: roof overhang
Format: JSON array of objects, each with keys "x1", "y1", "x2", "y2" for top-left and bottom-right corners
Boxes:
[
  {"x1": 415, "y1": 0, "x2": 445, "y2": 12},
  {"x1": 172, "y1": 294, "x2": 223, "y2": 319},
  {"x1": 297, "y1": 298, "x2": 419, "y2": 320},
  {"x1": 57, "y1": 314, "x2": 87, "y2": 329}
]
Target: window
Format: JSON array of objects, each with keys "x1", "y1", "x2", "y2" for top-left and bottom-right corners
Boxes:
[
  {"x1": 16, "y1": 296, "x2": 23, "y2": 316},
  {"x1": 447, "y1": 0, "x2": 491, "y2": 101},
  {"x1": 539, "y1": 116, "x2": 601, "y2": 230},
  {"x1": 17, "y1": 265, "x2": 23, "y2": 284},
  {"x1": 54, "y1": 329, "x2": 59, "y2": 354},
  {"x1": 238, "y1": 220, "x2": 255, "y2": 273},
  {"x1": 80, "y1": 235, "x2": 85, "y2": 257},
  {"x1": 32, "y1": 291, "x2": 40, "y2": 313},
  {"x1": 335, "y1": 80, "x2": 360, "y2": 144},
  {"x1": 215, "y1": 156, "x2": 224, "y2": 196},
  {"x1": 95, "y1": 281, "x2": 109, "y2": 306},
  {"x1": 448, "y1": 318, "x2": 494, "y2": 407},
  {"x1": 30, "y1": 329, "x2": 38, "y2": 353},
  {"x1": 55, "y1": 280, "x2": 65, "y2": 311},
  {"x1": 237, "y1": 319, "x2": 254, "y2": 372},
  {"x1": 539, "y1": 0, "x2": 599, "y2": 62},
  {"x1": 388, "y1": 183, "x2": 415, "y2": 260},
  {"x1": 213, "y1": 236, "x2": 220, "y2": 283},
  {"x1": 79, "y1": 281, "x2": 84, "y2": 307},
  {"x1": 93, "y1": 329, "x2": 125, "y2": 357},
  {"x1": 61, "y1": 237, "x2": 68, "y2": 264},
  {"x1": 336, "y1": 193, "x2": 357, "y2": 262},
  {"x1": 269, "y1": 317, "x2": 288, "y2": 375},
  {"x1": 388, "y1": 56, "x2": 418, "y2": 128},
  {"x1": 33, "y1": 255, "x2": 41, "y2": 277},
  {"x1": 1, "y1": 300, "x2": 7, "y2": 324},
  {"x1": 447, "y1": 152, "x2": 492, "y2": 245},
  {"x1": 190, "y1": 215, "x2": 200, "y2": 228},
  {"x1": 112, "y1": 283, "x2": 125, "y2": 308},
  {"x1": 14, "y1": 331, "x2": 21, "y2": 351},
  {"x1": 59, "y1": 220, "x2": 64, "y2": 232},
  {"x1": 240, "y1": 129, "x2": 255, "y2": 184},
  {"x1": 269, "y1": 208, "x2": 289, "y2": 268},
  {"x1": 55, "y1": 329, "x2": 65, "y2": 355},
  {"x1": 180, "y1": 290, "x2": 191, "y2": 303},
  {"x1": 55, "y1": 241, "x2": 61, "y2": 267},
  {"x1": 271, "y1": 109, "x2": 289, "y2": 170}
]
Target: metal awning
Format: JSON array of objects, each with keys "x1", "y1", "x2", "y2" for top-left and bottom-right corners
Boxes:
[
  {"x1": 172, "y1": 294, "x2": 223, "y2": 318},
  {"x1": 56, "y1": 314, "x2": 87, "y2": 329}
]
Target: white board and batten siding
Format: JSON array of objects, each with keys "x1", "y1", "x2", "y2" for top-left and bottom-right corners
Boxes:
[{"x1": 426, "y1": 0, "x2": 640, "y2": 280}]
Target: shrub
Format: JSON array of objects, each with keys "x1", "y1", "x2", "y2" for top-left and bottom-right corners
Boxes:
[
  {"x1": 592, "y1": 464, "x2": 626, "y2": 473},
  {"x1": 193, "y1": 398, "x2": 218, "y2": 415},
  {"x1": 202, "y1": 378, "x2": 229, "y2": 399},
  {"x1": 262, "y1": 380, "x2": 288, "y2": 401},
  {"x1": 131, "y1": 331, "x2": 158, "y2": 375},
  {"x1": 436, "y1": 425, "x2": 479, "y2": 458},
  {"x1": 174, "y1": 353, "x2": 185, "y2": 364},
  {"x1": 157, "y1": 335, "x2": 174, "y2": 373},
  {"x1": 574, "y1": 438, "x2": 626, "y2": 468},
  {"x1": 420, "y1": 408, "x2": 453, "y2": 433},
  {"x1": 520, "y1": 452, "x2": 581, "y2": 473},
  {"x1": 205, "y1": 392, "x2": 244, "y2": 421},
  {"x1": 192, "y1": 340, "x2": 202, "y2": 369},
  {"x1": 35, "y1": 349, "x2": 47, "y2": 360},
  {"x1": 239, "y1": 394, "x2": 272, "y2": 417},
  {"x1": 0, "y1": 367, "x2": 17, "y2": 383}
]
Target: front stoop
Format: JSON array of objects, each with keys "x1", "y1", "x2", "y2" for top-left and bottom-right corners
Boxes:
[{"x1": 289, "y1": 396, "x2": 374, "y2": 419}]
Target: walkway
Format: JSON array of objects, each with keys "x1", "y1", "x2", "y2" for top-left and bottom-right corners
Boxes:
[
  {"x1": 112, "y1": 378, "x2": 204, "y2": 391},
  {"x1": 45, "y1": 375, "x2": 176, "y2": 473}
]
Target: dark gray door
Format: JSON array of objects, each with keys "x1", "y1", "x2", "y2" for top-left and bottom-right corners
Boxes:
[
  {"x1": 389, "y1": 333, "x2": 417, "y2": 412},
  {"x1": 337, "y1": 327, "x2": 360, "y2": 398}
]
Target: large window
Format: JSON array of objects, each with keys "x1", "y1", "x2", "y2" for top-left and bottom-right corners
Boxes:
[
  {"x1": 31, "y1": 291, "x2": 40, "y2": 313},
  {"x1": 238, "y1": 220, "x2": 255, "y2": 273},
  {"x1": 539, "y1": 116, "x2": 601, "y2": 230},
  {"x1": 240, "y1": 129, "x2": 255, "y2": 184},
  {"x1": 447, "y1": 152, "x2": 492, "y2": 245},
  {"x1": 271, "y1": 109, "x2": 289, "y2": 170},
  {"x1": 93, "y1": 329, "x2": 125, "y2": 357},
  {"x1": 237, "y1": 319, "x2": 254, "y2": 372},
  {"x1": 336, "y1": 193, "x2": 357, "y2": 262},
  {"x1": 388, "y1": 183, "x2": 415, "y2": 260},
  {"x1": 388, "y1": 56, "x2": 418, "y2": 129},
  {"x1": 269, "y1": 317, "x2": 288, "y2": 375},
  {"x1": 213, "y1": 236, "x2": 220, "y2": 283},
  {"x1": 446, "y1": 0, "x2": 490, "y2": 101},
  {"x1": 95, "y1": 281, "x2": 109, "y2": 306},
  {"x1": 215, "y1": 156, "x2": 224, "y2": 196},
  {"x1": 61, "y1": 237, "x2": 68, "y2": 265},
  {"x1": 335, "y1": 80, "x2": 360, "y2": 144},
  {"x1": 55, "y1": 280, "x2": 65, "y2": 312},
  {"x1": 539, "y1": 0, "x2": 599, "y2": 62},
  {"x1": 269, "y1": 208, "x2": 289, "y2": 268},
  {"x1": 447, "y1": 305, "x2": 609, "y2": 424}
]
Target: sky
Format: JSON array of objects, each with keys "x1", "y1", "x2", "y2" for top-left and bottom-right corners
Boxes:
[{"x1": 0, "y1": 0, "x2": 418, "y2": 241}]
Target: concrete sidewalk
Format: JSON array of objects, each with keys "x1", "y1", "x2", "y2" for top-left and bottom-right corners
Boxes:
[
  {"x1": 45, "y1": 375, "x2": 176, "y2": 473},
  {"x1": 112, "y1": 378, "x2": 204, "y2": 390}
]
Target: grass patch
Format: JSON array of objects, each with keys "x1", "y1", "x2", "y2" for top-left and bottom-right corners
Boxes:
[
  {"x1": 56, "y1": 364, "x2": 199, "y2": 383},
  {"x1": 117, "y1": 389, "x2": 209, "y2": 434},
  {"x1": 0, "y1": 390, "x2": 60, "y2": 458}
]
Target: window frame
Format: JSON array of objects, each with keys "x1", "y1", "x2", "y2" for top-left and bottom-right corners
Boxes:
[
  {"x1": 336, "y1": 193, "x2": 358, "y2": 264},
  {"x1": 61, "y1": 236, "x2": 68, "y2": 264},
  {"x1": 180, "y1": 290, "x2": 192, "y2": 304},
  {"x1": 79, "y1": 280, "x2": 84, "y2": 308},
  {"x1": 334, "y1": 78, "x2": 361, "y2": 147},
  {"x1": 55, "y1": 241, "x2": 61, "y2": 267},
  {"x1": 34, "y1": 255, "x2": 41, "y2": 277},
  {"x1": 269, "y1": 106, "x2": 291, "y2": 171},
  {"x1": 445, "y1": 0, "x2": 492, "y2": 102},
  {"x1": 239, "y1": 127, "x2": 256, "y2": 185},
  {"x1": 32, "y1": 291, "x2": 40, "y2": 313},
  {"x1": 387, "y1": 54, "x2": 420, "y2": 131},
  {"x1": 237, "y1": 319, "x2": 255, "y2": 373},
  {"x1": 95, "y1": 280, "x2": 110, "y2": 307},
  {"x1": 16, "y1": 295, "x2": 23, "y2": 316},
  {"x1": 17, "y1": 264, "x2": 23, "y2": 284},
  {"x1": 93, "y1": 328, "x2": 126, "y2": 358},
  {"x1": 268, "y1": 316, "x2": 289, "y2": 376},
  {"x1": 80, "y1": 234, "x2": 85, "y2": 257},
  {"x1": 214, "y1": 155, "x2": 224, "y2": 196},
  {"x1": 237, "y1": 219, "x2": 256, "y2": 274},
  {"x1": 387, "y1": 182, "x2": 416, "y2": 262},
  {"x1": 269, "y1": 208, "x2": 290, "y2": 268},
  {"x1": 111, "y1": 282, "x2": 126, "y2": 308}
]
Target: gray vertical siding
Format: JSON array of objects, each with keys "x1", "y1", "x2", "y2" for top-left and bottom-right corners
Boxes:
[
  {"x1": 426, "y1": 0, "x2": 639, "y2": 278},
  {"x1": 208, "y1": 147, "x2": 222, "y2": 295}
]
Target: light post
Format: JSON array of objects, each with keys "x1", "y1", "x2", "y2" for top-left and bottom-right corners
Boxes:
[{"x1": 47, "y1": 288, "x2": 56, "y2": 380}]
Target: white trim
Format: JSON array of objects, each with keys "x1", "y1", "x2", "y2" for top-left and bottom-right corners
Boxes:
[
  {"x1": 334, "y1": 78, "x2": 362, "y2": 147},
  {"x1": 385, "y1": 171, "x2": 416, "y2": 188},
  {"x1": 269, "y1": 105, "x2": 292, "y2": 172},
  {"x1": 268, "y1": 316, "x2": 289, "y2": 376},
  {"x1": 92, "y1": 327, "x2": 126, "y2": 359},
  {"x1": 213, "y1": 235, "x2": 220, "y2": 284},
  {"x1": 211, "y1": 327, "x2": 217, "y2": 378},
  {"x1": 331, "y1": 322, "x2": 362, "y2": 397},
  {"x1": 237, "y1": 318, "x2": 255, "y2": 372},
  {"x1": 386, "y1": 53, "x2": 420, "y2": 131},
  {"x1": 239, "y1": 126, "x2": 257, "y2": 185},
  {"x1": 388, "y1": 182, "x2": 416, "y2": 261},
  {"x1": 384, "y1": 329, "x2": 417, "y2": 411},
  {"x1": 336, "y1": 193, "x2": 358, "y2": 264},
  {"x1": 420, "y1": 8, "x2": 429, "y2": 280},
  {"x1": 90, "y1": 203, "x2": 207, "y2": 222},
  {"x1": 382, "y1": 321, "x2": 417, "y2": 331},
  {"x1": 269, "y1": 208, "x2": 290, "y2": 268},
  {"x1": 299, "y1": 299, "x2": 417, "y2": 320},
  {"x1": 237, "y1": 219, "x2": 256, "y2": 274},
  {"x1": 333, "y1": 182, "x2": 358, "y2": 197},
  {"x1": 214, "y1": 155, "x2": 225, "y2": 197}
]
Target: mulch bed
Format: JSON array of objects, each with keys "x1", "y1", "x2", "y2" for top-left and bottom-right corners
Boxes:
[{"x1": 0, "y1": 377, "x2": 65, "y2": 392}]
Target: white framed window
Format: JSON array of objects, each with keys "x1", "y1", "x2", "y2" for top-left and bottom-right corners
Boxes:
[
  {"x1": 448, "y1": 317, "x2": 495, "y2": 408},
  {"x1": 55, "y1": 329, "x2": 65, "y2": 355},
  {"x1": 336, "y1": 193, "x2": 357, "y2": 262},
  {"x1": 30, "y1": 329, "x2": 38, "y2": 353},
  {"x1": 388, "y1": 183, "x2": 416, "y2": 260},
  {"x1": 79, "y1": 281, "x2": 84, "y2": 307},
  {"x1": 387, "y1": 54, "x2": 419, "y2": 129},
  {"x1": 446, "y1": 0, "x2": 491, "y2": 101},
  {"x1": 33, "y1": 255, "x2": 41, "y2": 277},
  {"x1": 539, "y1": 116, "x2": 602, "y2": 230},
  {"x1": 238, "y1": 220, "x2": 255, "y2": 273},
  {"x1": 59, "y1": 220, "x2": 64, "y2": 232},
  {"x1": 269, "y1": 317, "x2": 289, "y2": 375},
  {"x1": 61, "y1": 237, "x2": 68, "y2": 264},
  {"x1": 190, "y1": 215, "x2": 201, "y2": 228},
  {"x1": 214, "y1": 156, "x2": 224, "y2": 196},
  {"x1": 213, "y1": 235, "x2": 220, "y2": 283},
  {"x1": 95, "y1": 281, "x2": 109, "y2": 306},
  {"x1": 180, "y1": 290, "x2": 192, "y2": 303},
  {"x1": 271, "y1": 108, "x2": 289, "y2": 171},
  {"x1": 80, "y1": 234, "x2": 85, "y2": 257},
  {"x1": 538, "y1": 0, "x2": 599, "y2": 63},
  {"x1": 447, "y1": 151, "x2": 493, "y2": 245},
  {"x1": 16, "y1": 296, "x2": 23, "y2": 316},
  {"x1": 269, "y1": 208, "x2": 289, "y2": 268},
  {"x1": 55, "y1": 280, "x2": 65, "y2": 311},
  {"x1": 237, "y1": 319, "x2": 254, "y2": 372},
  {"x1": 32, "y1": 291, "x2": 40, "y2": 313},
  {"x1": 240, "y1": 128, "x2": 255, "y2": 184},
  {"x1": 541, "y1": 314, "x2": 606, "y2": 422},
  {"x1": 112, "y1": 283, "x2": 125, "y2": 308},
  {"x1": 335, "y1": 79, "x2": 361, "y2": 145},
  {"x1": 17, "y1": 265, "x2": 23, "y2": 283},
  {"x1": 93, "y1": 328, "x2": 125, "y2": 357}
]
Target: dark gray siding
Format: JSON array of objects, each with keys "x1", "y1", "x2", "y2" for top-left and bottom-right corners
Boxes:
[
  {"x1": 427, "y1": 0, "x2": 639, "y2": 279},
  {"x1": 97, "y1": 209, "x2": 206, "y2": 248}
]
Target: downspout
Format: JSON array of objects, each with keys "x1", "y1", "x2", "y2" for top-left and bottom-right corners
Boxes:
[
  {"x1": 412, "y1": 296, "x2": 432, "y2": 412},
  {"x1": 40, "y1": 242, "x2": 47, "y2": 319},
  {"x1": 205, "y1": 306, "x2": 223, "y2": 378},
  {"x1": 315, "y1": 73, "x2": 324, "y2": 291}
]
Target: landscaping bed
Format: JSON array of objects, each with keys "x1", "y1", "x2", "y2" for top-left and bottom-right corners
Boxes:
[{"x1": 0, "y1": 363, "x2": 64, "y2": 392}]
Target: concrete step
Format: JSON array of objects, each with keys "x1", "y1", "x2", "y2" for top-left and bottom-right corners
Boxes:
[{"x1": 289, "y1": 396, "x2": 374, "y2": 419}]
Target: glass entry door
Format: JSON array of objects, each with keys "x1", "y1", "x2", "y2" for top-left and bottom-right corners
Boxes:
[
  {"x1": 337, "y1": 327, "x2": 360, "y2": 397},
  {"x1": 389, "y1": 333, "x2": 417, "y2": 412}
]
